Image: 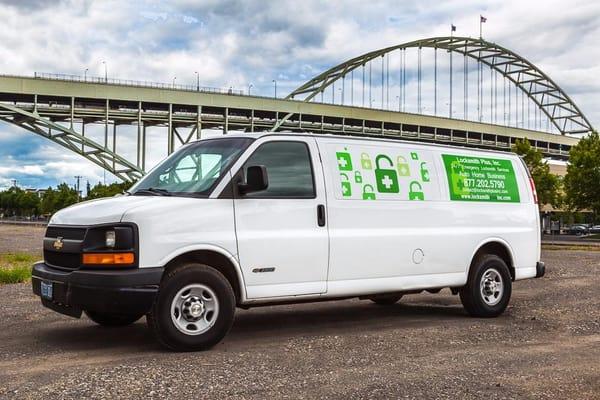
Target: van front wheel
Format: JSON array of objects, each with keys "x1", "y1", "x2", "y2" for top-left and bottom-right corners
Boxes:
[
  {"x1": 460, "y1": 254, "x2": 512, "y2": 318},
  {"x1": 148, "y1": 264, "x2": 236, "y2": 351}
]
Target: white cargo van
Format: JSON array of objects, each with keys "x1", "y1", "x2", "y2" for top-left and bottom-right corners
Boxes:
[{"x1": 32, "y1": 132, "x2": 545, "y2": 351}]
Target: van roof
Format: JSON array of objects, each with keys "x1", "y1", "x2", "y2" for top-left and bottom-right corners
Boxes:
[{"x1": 205, "y1": 131, "x2": 520, "y2": 158}]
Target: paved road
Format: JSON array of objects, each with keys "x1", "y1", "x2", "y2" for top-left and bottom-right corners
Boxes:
[{"x1": 0, "y1": 249, "x2": 598, "y2": 399}]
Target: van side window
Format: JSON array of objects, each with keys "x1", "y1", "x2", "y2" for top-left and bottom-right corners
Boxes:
[{"x1": 243, "y1": 141, "x2": 315, "y2": 198}]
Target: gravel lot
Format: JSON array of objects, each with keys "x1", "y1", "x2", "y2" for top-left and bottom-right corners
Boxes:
[
  {"x1": 0, "y1": 224, "x2": 45, "y2": 256},
  {"x1": 0, "y1": 249, "x2": 598, "y2": 399}
]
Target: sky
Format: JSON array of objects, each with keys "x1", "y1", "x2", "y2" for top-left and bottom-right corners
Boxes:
[{"x1": 0, "y1": 0, "x2": 598, "y2": 190}]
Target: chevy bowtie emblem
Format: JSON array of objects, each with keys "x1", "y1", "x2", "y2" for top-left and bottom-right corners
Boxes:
[{"x1": 53, "y1": 237, "x2": 64, "y2": 250}]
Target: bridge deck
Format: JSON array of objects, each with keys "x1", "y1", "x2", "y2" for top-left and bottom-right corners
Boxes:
[{"x1": 0, "y1": 75, "x2": 579, "y2": 179}]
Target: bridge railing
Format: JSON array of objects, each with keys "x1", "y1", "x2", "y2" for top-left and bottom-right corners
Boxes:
[{"x1": 32, "y1": 72, "x2": 245, "y2": 96}]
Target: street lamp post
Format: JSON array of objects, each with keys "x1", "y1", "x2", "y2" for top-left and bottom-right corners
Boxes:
[
  {"x1": 84, "y1": 68, "x2": 88, "y2": 81},
  {"x1": 272, "y1": 80, "x2": 277, "y2": 98},
  {"x1": 248, "y1": 83, "x2": 253, "y2": 96},
  {"x1": 172, "y1": 77, "x2": 177, "y2": 88},
  {"x1": 194, "y1": 71, "x2": 199, "y2": 91},
  {"x1": 101, "y1": 61, "x2": 107, "y2": 83}
]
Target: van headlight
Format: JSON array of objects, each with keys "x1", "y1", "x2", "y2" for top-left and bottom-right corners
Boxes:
[
  {"x1": 82, "y1": 225, "x2": 137, "y2": 267},
  {"x1": 105, "y1": 230, "x2": 116, "y2": 248}
]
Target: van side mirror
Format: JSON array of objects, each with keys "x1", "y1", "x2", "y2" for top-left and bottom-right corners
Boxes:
[{"x1": 238, "y1": 165, "x2": 268, "y2": 194}]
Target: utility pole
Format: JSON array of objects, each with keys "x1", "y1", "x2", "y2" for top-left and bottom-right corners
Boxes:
[
  {"x1": 10, "y1": 179, "x2": 17, "y2": 188},
  {"x1": 74, "y1": 176, "x2": 83, "y2": 200},
  {"x1": 102, "y1": 61, "x2": 107, "y2": 83}
]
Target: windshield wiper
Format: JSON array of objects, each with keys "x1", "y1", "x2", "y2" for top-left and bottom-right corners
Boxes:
[{"x1": 133, "y1": 187, "x2": 172, "y2": 196}]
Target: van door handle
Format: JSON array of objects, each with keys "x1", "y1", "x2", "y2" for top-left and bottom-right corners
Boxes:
[{"x1": 317, "y1": 204, "x2": 326, "y2": 227}]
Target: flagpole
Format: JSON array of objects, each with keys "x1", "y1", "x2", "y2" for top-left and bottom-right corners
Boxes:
[
  {"x1": 480, "y1": 17, "x2": 482, "y2": 38},
  {"x1": 449, "y1": 24, "x2": 454, "y2": 118}
]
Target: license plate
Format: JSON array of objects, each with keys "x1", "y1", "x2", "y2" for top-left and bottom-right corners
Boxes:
[{"x1": 40, "y1": 281, "x2": 53, "y2": 300}]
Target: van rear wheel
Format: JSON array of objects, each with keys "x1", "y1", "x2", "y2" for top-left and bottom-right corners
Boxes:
[
  {"x1": 148, "y1": 264, "x2": 236, "y2": 352},
  {"x1": 460, "y1": 254, "x2": 512, "y2": 318}
]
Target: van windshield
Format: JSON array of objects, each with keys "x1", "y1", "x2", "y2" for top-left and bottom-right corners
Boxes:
[{"x1": 130, "y1": 137, "x2": 253, "y2": 197}]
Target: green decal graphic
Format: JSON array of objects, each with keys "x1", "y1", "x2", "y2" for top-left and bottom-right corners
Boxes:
[
  {"x1": 336, "y1": 149, "x2": 353, "y2": 171},
  {"x1": 375, "y1": 155, "x2": 400, "y2": 193},
  {"x1": 362, "y1": 184, "x2": 376, "y2": 200},
  {"x1": 420, "y1": 162, "x2": 430, "y2": 182},
  {"x1": 340, "y1": 173, "x2": 352, "y2": 197},
  {"x1": 396, "y1": 156, "x2": 410, "y2": 176},
  {"x1": 442, "y1": 154, "x2": 520, "y2": 202},
  {"x1": 354, "y1": 170, "x2": 363, "y2": 183},
  {"x1": 410, "y1": 152, "x2": 419, "y2": 160},
  {"x1": 360, "y1": 153, "x2": 373, "y2": 169},
  {"x1": 409, "y1": 181, "x2": 425, "y2": 200}
]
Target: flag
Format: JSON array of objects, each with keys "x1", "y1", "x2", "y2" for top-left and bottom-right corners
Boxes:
[
  {"x1": 480, "y1": 15, "x2": 487, "y2": 23},
  {"x1": 451, "y1": 24, "x2": 456, "y2": 32}
]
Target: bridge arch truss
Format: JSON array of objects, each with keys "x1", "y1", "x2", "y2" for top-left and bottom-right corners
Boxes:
[{"x1": 287, "y1": 36, "x2": 594, "y2": 136}]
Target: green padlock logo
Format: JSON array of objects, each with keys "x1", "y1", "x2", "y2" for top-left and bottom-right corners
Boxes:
[
  {"x1": 361, "y1": 153, "x2": 373, "y2": 169},
  {"x1": 340, "y1": 173, "x2": 352, "y2": 197},
  {"x1": 397, "y1": 156, "x2": 410, "y2": 176},
  {"x1": 375, "y1": 155, "x2": 400, "y2": 193},
  {"x1": 409, "y1": 181, "x2": 425, "y2": 201},
  {"x1": 336, "y1": 150, "x2": 353, "y2": 171},
  {"x1": 420, "y1": 162, "x2": 430, "y2": 182},
  {"x1": 354, "y1": 170, "x2": 363, "y2": 183},
  {"x1": 411, "y1": 152, "x2": 419, "y2": 160},
  {"x1": 362, "y1": 184, "x2": 376, "y2": 200},
  {"x1": 450, "y1": 160, "x2": 469, "y2": 195}
]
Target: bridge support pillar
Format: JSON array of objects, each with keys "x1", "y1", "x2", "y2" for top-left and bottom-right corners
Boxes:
[
  {"x1": 168, "y1": 103, "x2": 173, "y2": 154},
  {"x1": 137, "y1": 101, "x2": 142, "y2": 167},
  {"x1": 197, "y1": 105, "x2": 202, "y2": 139}
]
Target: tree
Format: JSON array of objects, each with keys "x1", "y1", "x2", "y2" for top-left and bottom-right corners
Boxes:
[
  {"x1": 40, "y1": 184, "x2": 78, "y2": 216},
  {"x1": 512, "y1": 138, "x2": 561, "y2": 209},
  {"x1": 0, "y1": 187, "x2": 40, "y2": 217},
  {"x1": 86, "y1": 181, "x2": 135, "y2": 200},
  {"x1": 564, "y1": 131, "x2": 600, "y2": 220}
]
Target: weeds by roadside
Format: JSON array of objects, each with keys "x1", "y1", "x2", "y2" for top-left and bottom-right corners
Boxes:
[
  {"x1": 542, "y1": 244, "x2": 600, "y2": 252},
  {"x1": 0, "y1": 253, "x2": 38, "y2": 284}
]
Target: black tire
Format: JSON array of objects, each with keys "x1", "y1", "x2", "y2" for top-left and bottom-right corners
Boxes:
[
  {"x1": 147, "y1": 264, "x2": 236, "y2": 352},
  {"x1": 85, "y1": 311, "x2": 143, "y2": 327},
  {"x1": 460, "y1": 254, "x2": 512, "y2": 318},
  {"x1": 370, "y1": 294, "x2": 403, "y2": 305}
]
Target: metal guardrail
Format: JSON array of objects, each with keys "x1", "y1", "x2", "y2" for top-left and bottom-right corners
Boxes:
[{"x1": 32, "y1": 72, "x2": 245, "y2": 96}]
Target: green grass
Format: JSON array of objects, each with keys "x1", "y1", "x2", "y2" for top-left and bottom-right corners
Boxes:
[{"x1": 0, "y1": 253, "x2": 38, "y2": 284}]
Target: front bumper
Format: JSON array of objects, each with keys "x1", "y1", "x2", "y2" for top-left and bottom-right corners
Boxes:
[{"x1": 31, "y1": 262, "x2": 163, "y2": 318}]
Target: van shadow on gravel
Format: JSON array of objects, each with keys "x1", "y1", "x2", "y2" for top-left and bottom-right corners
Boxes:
[
  {"x1": 229, "y1": 300, "x2": 468, "y2": 339},
  {"x1": 35, "y1": 300, "x2": 468, "y2": 353}
]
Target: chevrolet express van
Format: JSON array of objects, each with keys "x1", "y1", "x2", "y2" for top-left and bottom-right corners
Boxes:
[{"x1": 32, "y1": 132, "x2": 545, "y2": 351}]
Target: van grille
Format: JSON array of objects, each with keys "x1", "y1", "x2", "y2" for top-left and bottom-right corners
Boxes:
[
  {"x1": 44, "y1": 226, "x2": 87, "y2": 270},
  {"x1": 45, "y1": 226, "x2": 87, "y2": 241},
  {"x1": 44, "y1": 251, "x2": 81, "y2": 270}
]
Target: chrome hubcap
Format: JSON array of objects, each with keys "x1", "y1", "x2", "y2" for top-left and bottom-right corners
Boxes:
[
  {"x1": 480, "y1": 268, "x2": 504, "y2": 306},
  {"x1": 171, "y1": 284, "x2": 219, "y2": 335}
]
